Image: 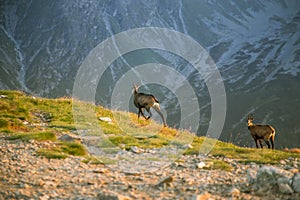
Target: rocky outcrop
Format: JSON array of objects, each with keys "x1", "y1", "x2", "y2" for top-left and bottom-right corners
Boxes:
[{"x1": 248, "y1": 166, "x2": 300, "y2": 196}]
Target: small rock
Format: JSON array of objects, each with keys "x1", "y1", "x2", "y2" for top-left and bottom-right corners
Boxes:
[
  {"x1": 280, "y1": 160, "x2": 287, "y2": 165},
  {"x1": 44, "y1": 181, "x2": 58, "y2": 187},
  {"x1": 289, "y1": 168, "x2": 299, "y2": 173},
  {"x1": 229, "y1": 187, "x2": 240, "y2": 197},
  {"x1": 23, "y1": 121, "x2": 29, "y2": 125},
  {"x1": 155, "y1": 176, "x2": 173, "y2": 187},
  {"x1": 197, "y1": 162, "x2": 206, "y2": 169},
  {"x1": 40, "y1": 195, "x2": 50, "y2": 200},
  {"x1": 93, "y1": 168, "x2": 109, "y2": 174},
  {"x1": 99, "y1": 117, "x2": 113, "y2": 123},
  {"x1": 97, "y1": 193, "x2": 131, "y2": 200},
  {"x1": 278, "y1": 183, "x2": 294, "y2": 194},
  {"x1": 130, "y1": 146, "x2": 143, "y2": 154},
  {"x1": 38, "y1": 180, "x2": 45, "y2": 186},
  {"x1": 58, "y1": 134, "x2": 81, "y2": 142},
  {"x1": 183, "y1": 144, "x2": 193, "y2": 149},
  {"x1": 192, "y1": 193, "x2": 212, "y2": 200},
  {"x1": 23, "y1": 183, "x2": 30, "y2": 189}
]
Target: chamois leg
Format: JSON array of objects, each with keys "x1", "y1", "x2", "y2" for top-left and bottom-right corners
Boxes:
[
  {"x1": 152, "y1": 104, "x2": 167, "y2": 127},
  {"x1": 254, "y1": 139, "x2": 259, "y2": 148},
  {"x1": 259, "y1": 140, "x2": 264, "y2": 148},
  {"x1": 270, "y1": 135, "x2": 275, "y2": 149},
  {"x1": 145, "y1": 108, "x2": 152, "y2": 120},
  {"x1": 265, "y1": 140, "x2": 271, "y2": 149},
  {"x1": 138, "y1": 108, "x2": 147, "y2": 119}
]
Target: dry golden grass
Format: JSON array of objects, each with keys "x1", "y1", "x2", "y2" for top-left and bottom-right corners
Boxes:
[
  {"x1": 284, "y1": 148, "x2": 300, "y2": 154},
  {"x1": 1, "y1": 90, "x2": 299, "y2": 165}
]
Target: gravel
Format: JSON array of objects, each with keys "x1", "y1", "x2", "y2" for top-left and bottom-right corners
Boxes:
[{"x1": 1, "y1": 133, "x2": 299, "y2": 200}]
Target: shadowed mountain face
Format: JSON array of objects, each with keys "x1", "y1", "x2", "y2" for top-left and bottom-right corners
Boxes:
[{"x1": 0, "y1": 0, "x2": 299, "y2": 148}]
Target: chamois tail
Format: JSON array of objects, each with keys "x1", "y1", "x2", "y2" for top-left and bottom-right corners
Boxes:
[{"x1": 152, "y1": 103, "x2": 167, "y2": 127}]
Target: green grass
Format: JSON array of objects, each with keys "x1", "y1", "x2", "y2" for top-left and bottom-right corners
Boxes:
[
  {"x1": 185, "y1": 137, "x2": 300, "y2": 164},
  {"x1": 36, "y1": 149, "x2": 68, "y2": 159},
  {"x1": 60, "y1": 142, "x2": 87, "y2": 156},
  {"x1": 0, "y1": 90, "x2": 75, "y2": 132},
  {"x1": 1, "y1": 90, "x2": 299, "y2": 166},
  {"x1": 206, "y1": 159, "x2": 233, "y2": 171},
  {"x1": 5, "y1": 131, "x2": 56, "y2": 141},
  {"x1": 37, "y1": 142, "x2": 87, "y2": 159},
  {"x1": 0, "y1": 118, "x2": 8, "y2": 128}
]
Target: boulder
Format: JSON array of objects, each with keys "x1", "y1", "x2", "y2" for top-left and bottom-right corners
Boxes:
[
  {"x1": 248, "y1": 166, "x2": 297, "y2": 194},
  {"x1": 292, "y1": 173, "x2": 300, "y2": 193}
]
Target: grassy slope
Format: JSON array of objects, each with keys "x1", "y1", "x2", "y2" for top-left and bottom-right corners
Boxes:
[{"x1": 0, "y1": 90, "x2": 299, "y2": 165}]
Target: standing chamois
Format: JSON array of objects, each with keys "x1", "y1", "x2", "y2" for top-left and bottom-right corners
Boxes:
[
  {"x1": 133, "y1": 84, "x2": 167, "y2": 127},
  {"x1": 247, "y1": 114, "x2": 275, "y2": 149}
]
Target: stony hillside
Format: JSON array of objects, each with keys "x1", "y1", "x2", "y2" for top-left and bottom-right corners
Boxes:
[{"x1": 0, "y1": 90, "x2": 300, "y2": 199}]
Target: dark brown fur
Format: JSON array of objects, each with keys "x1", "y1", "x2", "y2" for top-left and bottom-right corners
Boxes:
[
  {"x1": 247, "y1": 114, "x2": 275, "y2": 149},
  {"x1": 133, "y1": 84, "x2": 167, "y2": 127}
]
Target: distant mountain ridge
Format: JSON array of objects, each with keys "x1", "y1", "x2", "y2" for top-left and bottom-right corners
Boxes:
[{"x1": 0, "y1": 0, "x2": 299, "y2": 147}]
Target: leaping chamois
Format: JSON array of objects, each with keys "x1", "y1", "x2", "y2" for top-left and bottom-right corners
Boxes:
[
  {"x1": 133, "y1": 84, "x2": 167, "y2": 127},
  {"x1": 247, "y1": 114, "x2": 275, "y2": 149}
]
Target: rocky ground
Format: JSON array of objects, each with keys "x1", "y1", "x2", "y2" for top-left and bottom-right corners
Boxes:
[{"x1": 0, "y1": 133, "x2": 300, "y2": 200}]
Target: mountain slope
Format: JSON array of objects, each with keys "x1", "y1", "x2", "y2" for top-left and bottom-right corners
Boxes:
[{"x1": 0, "y1": 0, "x2": 299, "y2": 147}]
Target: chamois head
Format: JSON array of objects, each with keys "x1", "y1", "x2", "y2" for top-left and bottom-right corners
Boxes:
[
  {"x1": 247, "y1": 114, "x2": 254, "y2": 126},
  {"x1": 133, "y1": 83, "x2": 139, "y2": 94}
]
